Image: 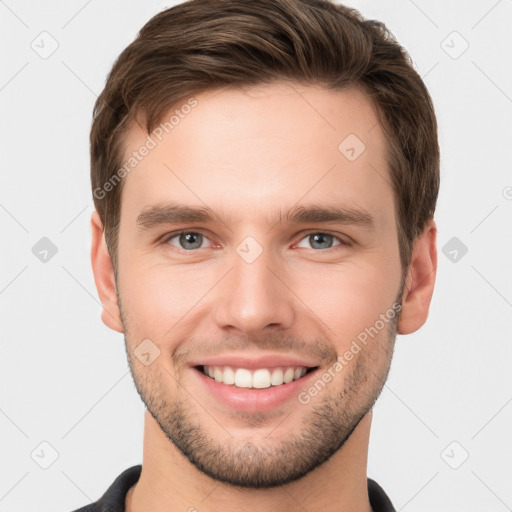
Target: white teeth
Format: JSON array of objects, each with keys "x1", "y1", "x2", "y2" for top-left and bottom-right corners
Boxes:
[
  {"x1": 283, "y1": 368, "x2": 295, "y2": 383},
  {"x1": 270, "y1": 367, "x2": 283, "y2": 386},
  {"x1": 252, "y1": 369, "x2": 271, "y2": 389},
  {"x1": 235, "y1": 368, "x2": 252, "y2": 388},
  {"x1": 214, "y1": 367, "x2": 223, "y2": 382},
  {"x1": 223, "y1": 366, "x2": 235, "y2": 385},
  {"x1": 201, "y1": 365, "x2": 311, "y2": 388}
]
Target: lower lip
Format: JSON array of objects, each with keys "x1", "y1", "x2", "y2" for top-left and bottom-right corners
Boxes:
[{"x1": 192, "y1": 367, "x2": 319, "y2": 412}]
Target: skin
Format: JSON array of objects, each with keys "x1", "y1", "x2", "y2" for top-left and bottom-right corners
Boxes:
[{"x1": 91, "y1": 82, "x2": 437, "y2": 512}]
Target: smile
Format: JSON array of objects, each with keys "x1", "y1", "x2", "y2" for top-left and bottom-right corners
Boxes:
[{"x1": 197, "y1": 364, "x2": 318, "y2": 389}]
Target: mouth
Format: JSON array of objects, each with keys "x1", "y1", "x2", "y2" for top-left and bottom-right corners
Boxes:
[{"x1": 194, "y1": 364, "x2": 319, "y2": 389}]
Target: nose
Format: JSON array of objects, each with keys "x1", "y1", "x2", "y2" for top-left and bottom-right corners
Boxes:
[{"x1": 213, "y1": 245, "x2": 295, "y2": 335}]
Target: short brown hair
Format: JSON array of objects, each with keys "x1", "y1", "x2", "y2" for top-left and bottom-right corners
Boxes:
[{"x1": 90, "y1": 0, "x2": 439, "y2": 274}]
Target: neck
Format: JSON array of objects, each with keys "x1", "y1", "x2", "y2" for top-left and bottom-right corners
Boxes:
[{"x1": 126, "y1": 410, "x2": 374, "y2": 512}]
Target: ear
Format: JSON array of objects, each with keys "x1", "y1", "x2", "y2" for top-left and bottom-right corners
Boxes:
[
  {"x1": 398, "y1": 219, "x2": 437, "y2": 335},
  {"x1": 90, "y1": 210, "x2": 124, "y2": 333}
]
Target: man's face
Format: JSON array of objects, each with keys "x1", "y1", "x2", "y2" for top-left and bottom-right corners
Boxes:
[{"x1": 114, "y1": 83, "x2": 404, "y2": 487}]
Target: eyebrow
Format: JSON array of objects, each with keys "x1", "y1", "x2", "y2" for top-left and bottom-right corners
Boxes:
[{"x1": 136, "y1": 202, "x2": 375, "y2": 231}]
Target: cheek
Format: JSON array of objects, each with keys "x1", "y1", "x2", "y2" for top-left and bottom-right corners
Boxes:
[
  {"x1": 118, "y1": 260, "x2": 215, "y2": 339},
  {"x1": 289, "y1": 261, "x2": 399, "y2": 344}
]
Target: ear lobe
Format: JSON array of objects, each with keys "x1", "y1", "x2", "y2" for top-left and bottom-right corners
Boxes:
[
  {"x1": 397, "y1": 219, "x2": 437, "y2": 335},
  {"x1": 90, "y1": 210, "x2": 124, "y2": 333}
]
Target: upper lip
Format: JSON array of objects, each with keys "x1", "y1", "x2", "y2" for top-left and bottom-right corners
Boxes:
[{"x1": 189, "y1": 353, "x2": 320, "y2": 370}]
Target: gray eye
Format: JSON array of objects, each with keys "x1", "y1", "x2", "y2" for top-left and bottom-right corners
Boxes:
[
  {"x1": 168, "y1": 232, "x2": 206, "y2": 250},
  {"x1": 296, "y1": 233, "x2": 341, "y2": 250}
]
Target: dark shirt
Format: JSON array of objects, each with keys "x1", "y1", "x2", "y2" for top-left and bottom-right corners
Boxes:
[{"x1": 70, "y1": 465, "x2": 396, "y2": 512}]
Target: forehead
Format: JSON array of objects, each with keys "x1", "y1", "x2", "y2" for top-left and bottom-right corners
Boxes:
[{"x1": 118, "y1": 82, "x2": 393, "y2": 230}]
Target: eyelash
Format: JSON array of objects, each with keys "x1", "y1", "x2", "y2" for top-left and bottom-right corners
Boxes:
[{"x1": 160, "y1": 230, "x2": 351, "y2": 252}]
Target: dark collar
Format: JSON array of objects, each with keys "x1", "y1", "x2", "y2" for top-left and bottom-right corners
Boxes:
[{"x1": 71, "y1": 465, "x2": 395, "y2": 512}]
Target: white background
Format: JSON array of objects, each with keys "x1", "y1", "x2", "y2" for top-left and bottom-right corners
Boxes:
[{"x1": 1, "y1": 1, "x2": 511, "y2": 511}]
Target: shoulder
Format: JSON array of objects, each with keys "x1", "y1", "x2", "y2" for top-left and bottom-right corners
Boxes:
[
  {"x1": 68, "y1": 465, "x2": 142, "y2": 512},
  {"x1": 367, "y1": 478, "x2": 396, "y2": 512}
]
